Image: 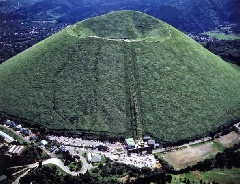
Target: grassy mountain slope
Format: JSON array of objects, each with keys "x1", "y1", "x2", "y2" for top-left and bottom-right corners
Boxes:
[
  {"x1": 69, "y1": 11, "x2": 169, "y2": 40},
  {"x1": 0, "y1": 11, "x2": 240, "y2": 142}
]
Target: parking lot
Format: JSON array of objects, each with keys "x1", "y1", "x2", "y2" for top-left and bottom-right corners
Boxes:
[
  {"x1": 48, "y1": 135, "x2": 125, "y2": 152},
  {"x1": 48, "y1": 135, "x2": 157, "y2": 168},
  {"x1": 118, "y1": 153, "x2": 156, "y2": 168}
]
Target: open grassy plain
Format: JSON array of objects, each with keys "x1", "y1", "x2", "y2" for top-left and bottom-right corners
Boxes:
[{"x1": 158, "y1": 142, "x2": 223, "y2": 170}]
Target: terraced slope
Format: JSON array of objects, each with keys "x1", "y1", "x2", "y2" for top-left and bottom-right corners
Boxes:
[{"x1": 0, "y1": 11, "x2": 240, "y2": 142}]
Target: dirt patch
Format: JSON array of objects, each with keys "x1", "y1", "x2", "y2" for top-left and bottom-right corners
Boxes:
[
  {"x1": 214, "y1": 131, "x2": 240, "y2": 148},
  {"x1": 162, "y1": 142, "x2": 220, "y2": 170},
  {"x1": 118, "y1": 176, "x2": 137, "y2": 183},
  {"x1": 192, "y1": 171, "x2": 200, "y2": 180}
]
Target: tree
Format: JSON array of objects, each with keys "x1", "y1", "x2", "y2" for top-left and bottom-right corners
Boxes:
[
  {"x1": 98, "y1": 163, "x2": 103, "y2": 169},
  {"x1": 215, "y1": 153, "x2": 226, "y2": 168},
  {"x1": 39, "y1": 161, "x2": 42, "y2": 168},
  {"x1": 116, "y1": 166, "x2": 124, "y2": 175},
  {"x1": 165, "y1": 174, "x2": 172, "y2": 183},
  {"x1": 141, "y1": 167, "x2": 151, "y2": 176}
]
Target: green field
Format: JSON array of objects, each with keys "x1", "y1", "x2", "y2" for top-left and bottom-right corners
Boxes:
[
  {"x1": 1, "y1": 11, "x2": 240, "y2": 143},
  {"x1": 171, "y1": 168, "x2": 240, "y2": 184},
  {"x1": 42, "y1": 164, "x2": 67, "y2": 176},
  {"x1": 156, "y1": 141, "x2": 224, "y2": 170},
  {"x1": 202, "y1": 31, "x2": 240, "y2": 40}
]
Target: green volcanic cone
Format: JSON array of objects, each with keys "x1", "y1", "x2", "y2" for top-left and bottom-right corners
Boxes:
[{"x1": 1, "y1": 10, "x2": 240, "y2": 142}]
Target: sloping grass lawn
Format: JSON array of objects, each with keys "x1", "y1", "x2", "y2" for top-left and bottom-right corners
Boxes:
[{"x1": 1, "y1": 11, "x2": 240, "y2": 143}]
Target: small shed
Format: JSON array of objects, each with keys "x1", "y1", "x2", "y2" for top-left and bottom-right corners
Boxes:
[
  {"x1": 21, "y1": 128, "x2": 31, "y2": 136},
  {"x1": 16, "y1": 124, "x2": 22, "y2": 130},
  {"x1": 143, "y1": 135, "x2": 151, "y2": 142},
  {"x1": 5, "y1": 120, "x2": 11, "y2": 125},
  {"x1": 40, "y1": 140, "x2": 48, "y2": 146},
  {"x1": 91, "y1": 154, "x2": 101, "y2": 163},
  {"x1": 10, "y1": 121, "x2": 16, "y2": 128},
  {"x1": 125, "y1": 138, "x2": 135, "y2": 148},
  {"x1": 5, "y1": 120, "x2": 16, "y2": 128},
  {"x1": 29, "y1": 134, "x2": 37, "y2": 141},
  {"x1": 147, "y1": 139, "x2": 156, "y2": 148}
]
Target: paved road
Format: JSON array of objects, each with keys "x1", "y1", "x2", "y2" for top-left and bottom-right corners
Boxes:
[
  {"x1": 12, "y1": 162, "x2": 40, "y2": 184},
  {"x1": 12, "y1": 169, "x2": 31, "y2": 184},
  {"x1": 42, "y1": 156, "x2": 91, "y2": 176},
  {"x1": 12, "y1": 156, "x2": 91, "y2": 183},
  {"x1": 152, "y1": 148, "x2": 165, "y2": 154}
]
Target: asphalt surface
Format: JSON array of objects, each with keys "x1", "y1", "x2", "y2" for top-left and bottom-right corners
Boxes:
[
  {"x1": 49, "y1": 135, "x2": 158, "y2": 169},
  {"x1": 12, "y1": 156, "x2": 91, "y2": 184},
  {"x1": 42, "y1": 157, "x2": 91, "y2": 176}
]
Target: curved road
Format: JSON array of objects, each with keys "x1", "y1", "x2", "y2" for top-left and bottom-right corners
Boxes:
[
  {"x1": 42, "y1": 156, "x2": 92, "y2": 176},
  {"x1": 13, "y1": 156, "x2": 92, "y2": 184}
]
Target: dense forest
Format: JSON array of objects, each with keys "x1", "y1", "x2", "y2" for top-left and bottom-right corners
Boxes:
[{"x1": 203, "y1": 40, "x2": 240, "y2": 66}]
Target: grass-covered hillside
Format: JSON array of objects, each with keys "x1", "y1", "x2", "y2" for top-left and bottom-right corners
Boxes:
[
  {"x1": 0, "y1": 10, "x2": 240, "y2": 143},
  {"x1": 69, "y1": 10, "x2": 169, "y2": 40}
]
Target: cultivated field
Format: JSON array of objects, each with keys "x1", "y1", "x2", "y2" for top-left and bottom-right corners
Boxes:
[
  {"x1": 214, "y1": 131, "x2": 240, "y2": 148},
  {"x1": 161, "y1": 142, "x2": 222, "y2": 170}
]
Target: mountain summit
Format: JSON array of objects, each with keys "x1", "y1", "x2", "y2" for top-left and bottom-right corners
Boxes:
[
  {"x1": 68, "y1": 10, "x2": 170, "y2": 41},
  {"x1": 0, "y1": 11, "x2": 240, "y2": 143}
]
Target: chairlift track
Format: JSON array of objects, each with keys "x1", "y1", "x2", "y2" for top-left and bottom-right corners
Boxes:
[{"x1": 122, "y1": 42, "x2": 143, "y2": 141}]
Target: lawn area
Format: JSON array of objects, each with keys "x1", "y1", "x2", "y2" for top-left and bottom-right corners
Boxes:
[
  {"x1": 202, "y1": 31, "x2": 240, "y2": 40},
  {"x1": 171, "y1": 168, "x2": 240, "y2": 184},
  {"x1": 45, "y1": 164, "x2": 67, "y2": 176},
  {"x1": 67, "y1": 161, "x2": 82, "y2": 172},
  {"x1": 160, "y1": 142, "x2": 223, "y2": 170}
]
